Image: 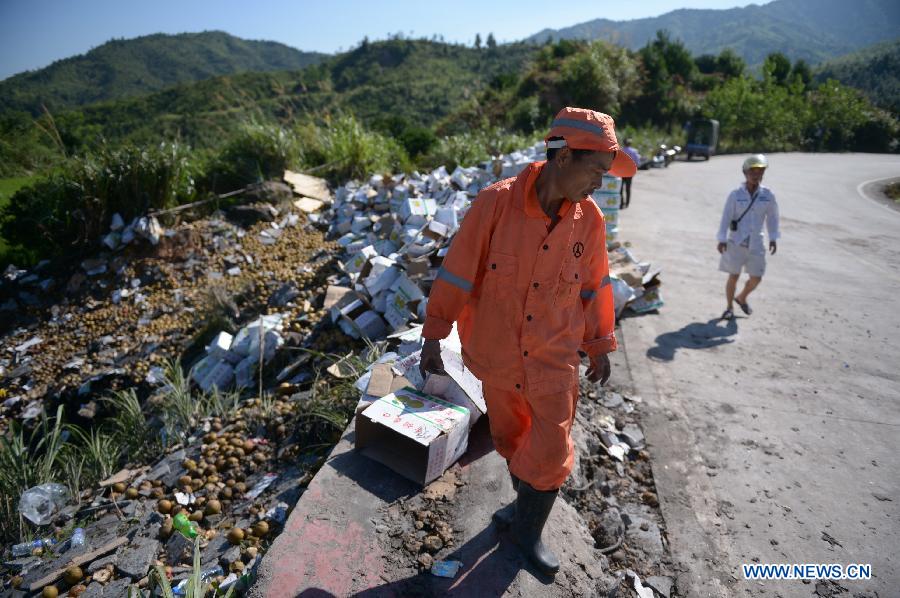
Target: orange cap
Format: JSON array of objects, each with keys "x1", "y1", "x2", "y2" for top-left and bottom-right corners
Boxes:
[{"x1": 545, "y1": 107, "x2": 637, "y2": 178}]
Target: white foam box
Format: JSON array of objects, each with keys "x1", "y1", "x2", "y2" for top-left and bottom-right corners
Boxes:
[
  {"x1": 598, "y1": 174, "x2": 622, "y2": 194},
  {"x1": 355, "y1": 387, "x2": 471, "y2": 485},
  {"x1": 434, "y1": 206, "x2": 459, "y2": 233},
  {"x1": 398, "y1": 198, "x2": 437, "y2": 222},
  {"x1": 383, "y1": 280, "x2": 424, "y2": 331},
  {"x1": 384, "y1": 293, "x2": 413, "y2": 330},
  {"x1": 344, "y1": 245, "x2": 378, "y2": 274},
  {"x1": 592, "y1": 191, "x2": 621, "y2": 209},
  {"x1": 199, "y1": 361, "x2": 235, "y2": 393},
  {"x1": 364, "y1": 256, "x2": 399, "y2": 292},
  {"x1": 423, "y1": 220, "x2": 449, "y2": 241},
  {"x1": 605, "y1": 225, "x2": 620, "y2": 243},
  {"x1": 354, "y1": 310, "x2": 389, "y2": 340}
]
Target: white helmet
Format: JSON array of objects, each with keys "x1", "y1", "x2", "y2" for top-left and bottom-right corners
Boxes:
[{"x1": 742, "y1": 154, "x2": 768, "y2": 171}]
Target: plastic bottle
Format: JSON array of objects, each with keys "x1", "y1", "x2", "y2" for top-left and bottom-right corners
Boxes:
[
  {"x1": 172, "y1": 513, "x2": 199, "y2": 539},
  {"x1": 10, "y1": 538, "x2": 55, "y2": 557},
  {"x1": 172, "y1": 565, "x2": 224, "y2": 595},
  {"x1": 70, "y1": 528, "x2": 85, "y2": 548}
]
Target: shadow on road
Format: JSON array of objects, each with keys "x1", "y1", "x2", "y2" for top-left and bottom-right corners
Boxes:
[{"x1": 646, "y1": 317, "x2": 738, "y2": 361}]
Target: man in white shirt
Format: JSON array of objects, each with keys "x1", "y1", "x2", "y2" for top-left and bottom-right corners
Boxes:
[{"x1": 716, "y1": 154, "x2": 780, "y2": 320}]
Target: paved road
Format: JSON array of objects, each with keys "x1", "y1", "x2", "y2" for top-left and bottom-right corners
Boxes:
[{"x1": 617, "y1": 153, "x2": 900, "y2": 597}]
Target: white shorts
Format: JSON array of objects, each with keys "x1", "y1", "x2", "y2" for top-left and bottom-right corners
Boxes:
[{"x1": 719, "y1": 242, "x2": 766, "y2": 277}]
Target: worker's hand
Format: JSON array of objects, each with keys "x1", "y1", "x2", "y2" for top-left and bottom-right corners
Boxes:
[
  {"x1": 586, "y1": 353, "x2": 611, "y2": 386},
  {"x1": 769, "y1": 241, "x2": 777, "y2": 255},
  {"x1": 419, "y1": 339, "x2": 446, "y2": 379},
  {"x1": 717, "y1": 242, "x2": 727, "y2": 254}
]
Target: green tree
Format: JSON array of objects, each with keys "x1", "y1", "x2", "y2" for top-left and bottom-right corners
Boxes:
[
  {"x1": 695, "y1": 54, "x2": 718, "y2": 74},
  {"x1": 716, "y1": 48, "x2": 745, "y2": 79},
  {"x1": 791, "y1": 59, "x2": 813, "y2": 89},
  {"x1": 633, "y1": 30, "x2": 697, "y2": 127},
  {"x1": 763, "y1": 52, "x2": 792, "y2": 85},
  {"x1": 558, "y1": 41, "x2": 641, "y2": 116},
  {"x1": 486, "y1": 33, "x2": 497, "y2": 51},
  {"x1": 475, "y1": 33, "x2": 482, "y2": 50}
]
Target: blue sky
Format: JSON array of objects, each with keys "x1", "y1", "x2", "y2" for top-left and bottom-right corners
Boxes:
[{"x1": 0, "y1": 0, "x2": 770, "y2": 80}]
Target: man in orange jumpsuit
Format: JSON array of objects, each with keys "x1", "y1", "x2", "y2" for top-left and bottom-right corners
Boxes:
[{"x1": 420, "y1": 107, "x2": 635, "y2": 575}]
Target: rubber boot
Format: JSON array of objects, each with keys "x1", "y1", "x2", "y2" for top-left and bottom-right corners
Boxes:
[
  {"x1": 511, "y1": 481, "x2": 560, "y2": 576},
  {"x1": 491, "y1": 466, "x2": 519, "y2": 529}
]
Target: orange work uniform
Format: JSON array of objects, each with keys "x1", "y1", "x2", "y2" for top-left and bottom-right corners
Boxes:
[{"x1": 422, "y1": 160, "x2": 617, "y2": 490}]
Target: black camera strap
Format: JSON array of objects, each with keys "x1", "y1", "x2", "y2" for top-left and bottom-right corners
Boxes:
[{"x1": 734, "y1": 189, "x2": 759, "y2": 227}]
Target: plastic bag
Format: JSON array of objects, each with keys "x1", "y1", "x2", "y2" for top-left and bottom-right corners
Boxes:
[{"x1": 18, "y1": 483, "x2": 68, "y2": 525}]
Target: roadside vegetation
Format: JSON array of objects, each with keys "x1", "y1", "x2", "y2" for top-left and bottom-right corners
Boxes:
[{"x1": 884, "y1": 181, "x2": 900, "y2": 203}]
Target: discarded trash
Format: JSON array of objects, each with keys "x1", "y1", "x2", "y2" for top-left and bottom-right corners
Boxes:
[
  {"x1": 18, "y1": 483, "x2": 68, "y2": 525},
  {"x1": 264, "y1": 502, "x2": 289, "y2": 525},
  {"x1": 627, "y1": 569, "x2": 655, "y2": 598},
  {"x1": 70, "y1": 527, "x2": 86, "y2": 548},
  {"x1": 172, "y1": 512, "x2": 199, "y2": 539},
  {"x1": 174, "y1": 491, "x2": 196, "y2": 506},
  {"x1": 431, "y1": 559, "x2": 463, "y2": 578},
  {"x1": 173, "y1": 565, "x2": 224, "y2": 594},
  {"x1": 245, "y1": 473, "x2": 279, "y2": 500},
  {"x1": 11, "y1": 537, "x2": 56, "y2": 557}
]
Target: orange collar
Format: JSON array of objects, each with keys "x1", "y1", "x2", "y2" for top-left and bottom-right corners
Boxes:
[{"x1": 520, "y1": 161, "x2": 582, "y2": 221}]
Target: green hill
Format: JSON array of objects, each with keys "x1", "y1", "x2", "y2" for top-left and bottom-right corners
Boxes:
[
  {"x1": 526, "y1": 0, "x2": 900, "y2": 67},
  {"x1": 815, "y1": 40, "x2": 900, "y2": 114},
  {"x1": 38, "y1": 39, "x2": 536, "y2": 152},
  {"x1": 0, "y1": 31, "x2": 327, "y2": 117}
]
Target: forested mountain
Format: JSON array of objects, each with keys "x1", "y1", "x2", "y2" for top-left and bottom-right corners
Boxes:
[
  {"x1": 0, "y1": 31, "x2": 327, "y2": 116},
  {"x1": 526, "y1": 0, "x2": 900, "y2": 67},
  {"x1": 815, "y1": 39, "x2": 900, "y2": 114}
]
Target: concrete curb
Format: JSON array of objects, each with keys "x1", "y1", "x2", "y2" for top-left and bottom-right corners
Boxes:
[{"x1": 251, "y1": 416, "x2": 614, "y2": 596}]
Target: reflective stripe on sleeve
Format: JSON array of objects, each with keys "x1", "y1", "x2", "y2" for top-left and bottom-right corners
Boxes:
[
  {"x1": 580, "y1": 289, "x2": 597, "y2": 300},
  {"x1": 436, "y1": 267, "x2": 473, "y2": 293}
]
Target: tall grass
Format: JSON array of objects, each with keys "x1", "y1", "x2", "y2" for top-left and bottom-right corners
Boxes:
[
  {"x1": 0, "y1": 142, "x2": 196, "y2": 265},
  {"x1": 426, "y1": 127, "x2": 539, "y2": 172},
  {"x1": 0, "y1": 406, "x2": 67, "y2": 542},
  {"x1": 201, "y1": 122, "x2": 301, "y2": 193},
  {"x1": 103, "y1": 388, "x2": 159, "y2": 464},
  {"x1": 151, "y1": 535, "x2": 236, "y2": 597},
  {"x1": 296, "y1": 114, "x2": 412, "y2": 182},
  {"x1": 64, "y1": 427, "x2": 121, "y2": 486}
]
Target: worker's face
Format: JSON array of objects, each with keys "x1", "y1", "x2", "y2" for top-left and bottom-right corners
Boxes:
[
  {"x1": 744, "y1": 167, "x2": 766, "y2": 186},
  {"x1": 556, "y1": 149, "x2": 616, "y2": 200}
]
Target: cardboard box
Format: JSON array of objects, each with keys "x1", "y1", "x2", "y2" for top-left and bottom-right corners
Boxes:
[
  {"x1": 602, "y1": 209, "x2": 619, "y2": 226},
  {"x1": 293, "y1": 197, "x2": 325, "y2": 213},
  {"x1": 365, "y1": 363, "x2": 396, "y2": 398},
  {"x1": 356, "y1": 388, "x2": 470, "y2": 485},
  {"x1": 284, "y1": 170, "x2": 332, "y2": 202}
]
